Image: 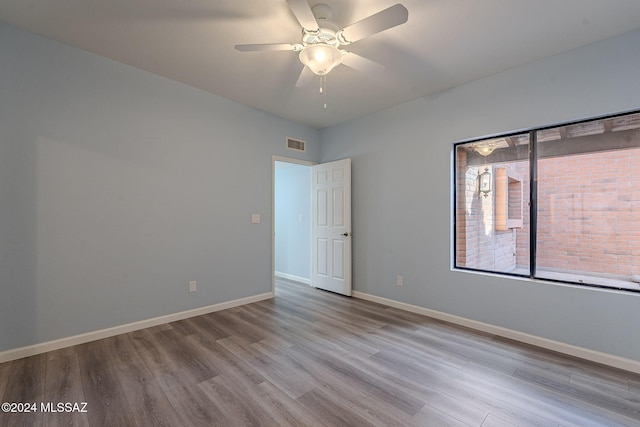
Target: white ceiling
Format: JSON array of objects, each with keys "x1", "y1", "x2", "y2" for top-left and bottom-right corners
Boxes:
[{"x1": 2, "y1": 0, "x2": 640, "y2": 129}]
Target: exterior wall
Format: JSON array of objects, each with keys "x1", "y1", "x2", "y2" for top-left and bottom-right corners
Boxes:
[
  {"x1": 515, "y1": 164, "x2": 531, "y2": 269},
  {"x1": 456, "y1": 150, "x2": 522, "y2": 272},
  {"x1": 455, "y1": 150, "x2": 469, "y2": 266},
  {"x1": 458, "y1": 148, "x2": 640, "y2": 278},
  {"x1": 537, "y1": 148, "x2": 640, "y2": 277}
]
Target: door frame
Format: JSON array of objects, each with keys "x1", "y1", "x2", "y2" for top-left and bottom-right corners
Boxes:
[{"x1": 272, "y1": 156, "x2": 315, "y2": 295}]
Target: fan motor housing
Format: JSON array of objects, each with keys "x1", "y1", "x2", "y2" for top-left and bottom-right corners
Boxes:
[
  {"x1": 302, "y1": 19, "x2": 339, "y2": 47},
  {"x1": 303, "y1": 4, "x2": 339, "y2": 47}
]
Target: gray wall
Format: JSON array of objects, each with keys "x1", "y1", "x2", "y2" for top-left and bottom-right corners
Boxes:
[
  {"x1": 275, "y1": 162, "x2": 311, "y2": 281},
  {"x1": 0, "y1": 23, "x2": 319, "y2": 352},
  {"x1": 320, "y1": 30, "x2": 640, "y2": 361}
]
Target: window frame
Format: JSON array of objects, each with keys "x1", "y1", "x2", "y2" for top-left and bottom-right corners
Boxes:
[{"x1": 453, "y1": 109, "x2": 640, "y2": 293}]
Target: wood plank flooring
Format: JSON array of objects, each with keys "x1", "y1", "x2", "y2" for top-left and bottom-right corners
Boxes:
[{"x1": 2, "y1": 278, "x2": 640, "y2": 426}]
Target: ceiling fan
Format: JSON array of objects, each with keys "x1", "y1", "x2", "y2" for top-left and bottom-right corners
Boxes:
[{"x1": 235, "y1": 0, "x2": 409, "y2": 87}]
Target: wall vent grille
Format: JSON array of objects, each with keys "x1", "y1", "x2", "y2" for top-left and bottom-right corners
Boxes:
[{"x1": 286, "y1": 137, "x2": 306, "y2": 152}]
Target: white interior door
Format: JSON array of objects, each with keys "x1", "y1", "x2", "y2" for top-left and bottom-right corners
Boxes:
[{"x1": 312, "y1": 158, "x2": 352, "y2": 296}]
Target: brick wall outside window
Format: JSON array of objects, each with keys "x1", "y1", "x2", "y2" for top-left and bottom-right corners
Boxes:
[
  {"x1": 456, "y1": 147, "x2": 640, "y2": 279},
  {"x1": 536, "y1": 148, "x2": 640, "y2": 277}
]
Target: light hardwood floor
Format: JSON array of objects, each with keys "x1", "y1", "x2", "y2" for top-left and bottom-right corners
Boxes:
[{"x1": 2, "y1": 278, "x2": 640, "y2": 426}]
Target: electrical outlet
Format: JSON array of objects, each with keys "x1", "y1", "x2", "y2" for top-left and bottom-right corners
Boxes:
[
  {"x1": 189, "y1": 281, "x2": 197, "y2": 293},
  {"x1": 396, "y1": 275, "x2": 404, "y2": 287}
]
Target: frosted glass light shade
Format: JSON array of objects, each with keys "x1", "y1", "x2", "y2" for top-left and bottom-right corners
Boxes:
[
  {"x1": 299, "y1": 44, "x2": 343, "y2": 76},
  {"x1": 475, "y1": 146, "x2": 496, "y2": 156}
]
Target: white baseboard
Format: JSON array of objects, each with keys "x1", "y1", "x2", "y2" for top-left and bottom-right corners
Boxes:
[
  {"x1": 275, "y1": 271, "x2": 311, "y2": 285},
  {"x1": 0, "y1": 292, "x2": 274, "y2": 364},
  {"x1": 353, "y1": 291, "x2": 640, "y2": 375}
]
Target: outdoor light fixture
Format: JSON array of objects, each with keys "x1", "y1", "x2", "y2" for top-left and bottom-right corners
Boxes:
[
  {"x1": 474, "y1": 145, "x2": 496, "y2": 156},
  {"x1": 299, "y1": 44, "x2": 343, "y2": 76},
  {"x1": 478, "y1": 167, "x2": 492, "y2": 198}
]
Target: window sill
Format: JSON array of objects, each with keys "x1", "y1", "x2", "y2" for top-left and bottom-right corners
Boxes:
[{"x1": 512, "y1": 267, "x2": 640, "y2": 292}]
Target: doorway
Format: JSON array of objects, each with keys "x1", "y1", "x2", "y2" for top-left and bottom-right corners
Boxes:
[{"x1": 272, "y1": 157, "x2": 313, "y2": 294}]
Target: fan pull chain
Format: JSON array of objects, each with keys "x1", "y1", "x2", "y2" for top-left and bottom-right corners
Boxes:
[{"x1": 321, "y1": 75, "x2": 327, "y2": 109}]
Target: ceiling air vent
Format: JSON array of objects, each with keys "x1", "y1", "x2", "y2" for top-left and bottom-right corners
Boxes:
[{"x1": 286, "y1": 137, "x2": 306, "y2": 152}]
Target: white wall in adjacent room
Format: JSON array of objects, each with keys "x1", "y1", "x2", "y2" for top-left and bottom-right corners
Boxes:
[{"x1": 275, "y1": 162, "x2": 311, "y2": 282}]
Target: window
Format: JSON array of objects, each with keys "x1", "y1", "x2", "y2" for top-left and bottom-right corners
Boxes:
[
  {"x1": 454, "y1": 111, "x2": 640, "y2": 292},
  {"x1": 455, "y1": 133, "x2": 530, "y2": 275}
]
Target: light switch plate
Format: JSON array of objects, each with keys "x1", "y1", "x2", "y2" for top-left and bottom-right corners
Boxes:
[{"x1": 251, "y1": 214, "x2": 261, "y2": 224}]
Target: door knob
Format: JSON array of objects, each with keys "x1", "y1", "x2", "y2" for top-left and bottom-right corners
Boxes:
[{"x1": 341, "y1": 232, "x2": 351, "y2": 237}]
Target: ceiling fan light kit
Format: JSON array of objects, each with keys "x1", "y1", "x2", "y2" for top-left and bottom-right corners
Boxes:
[
  {"x1": 235, "y1": 0, "x2": 409, "y2": 90},
  {"x1": 299, "y1": 44, "x2": 343, "y2": 76}
]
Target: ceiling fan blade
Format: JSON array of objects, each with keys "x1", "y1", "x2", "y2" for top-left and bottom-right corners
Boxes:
[
  {"x1": 339, "y1": 4, "x2": 408, "y2": 44},
  {"x1": 341, "y1": 52, "x2": 385, "y2": 74},
  {"x1": 295, "y1": 66, "x2": 314, "y2": 87},
  {"x1": 235, "y1": 43, "x2": 301, "y2": 52},
  {"x1": 286, "y1": 0, "x2": 319, "y2": 32}
]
